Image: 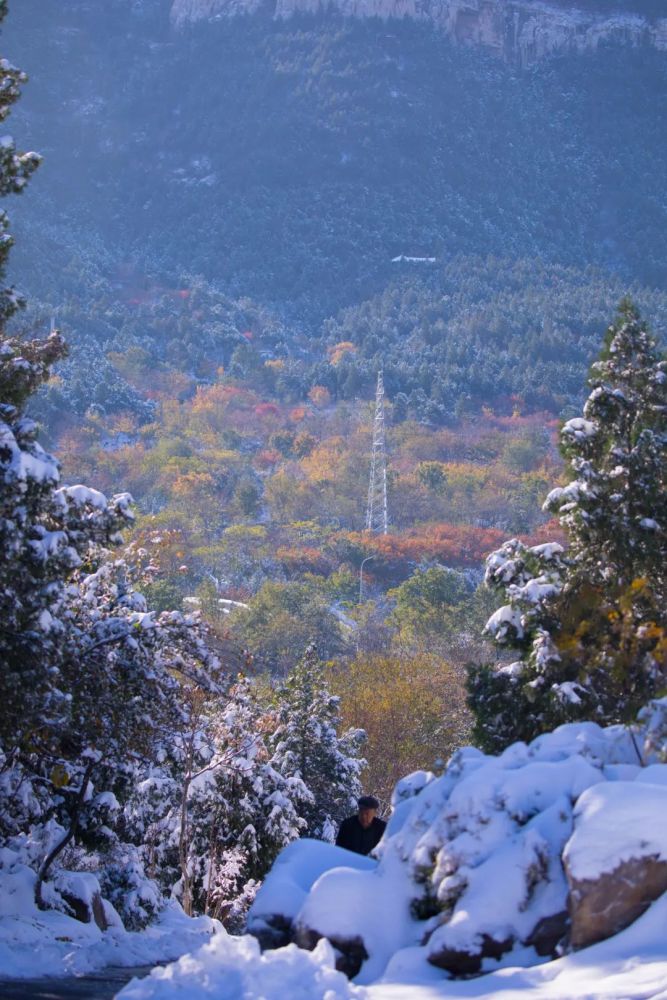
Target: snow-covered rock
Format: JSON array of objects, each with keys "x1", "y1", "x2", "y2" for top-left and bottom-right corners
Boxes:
[
  {"x1": 52, "y1": 872, "x2": 111, "y2": 930},
  {"x1": 248, "y1": 839, "x2": 375, "y2": 950},
  {"x1": 564, "y1": 782, "x2": 667, "y2": 949},
  {"x1": 295, "y1": 850, "x2": 418, "y2": 982},
  {"x1": 250, "y1": 712, "x2": 667, "y2": 984}
]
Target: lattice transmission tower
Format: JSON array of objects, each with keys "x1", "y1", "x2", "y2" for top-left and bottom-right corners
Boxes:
[{"x1": 365, "y1": 370, "x2": 388, "y2": 534}]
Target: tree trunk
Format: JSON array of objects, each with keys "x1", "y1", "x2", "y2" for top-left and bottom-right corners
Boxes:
[
  {"x1": 204, "y1": 812, "x2": 220, "y2": 917},
  {"x1": 35, "y1": 759, "x2": 95, "y2": 910},
  {"x1": 178, "y1": 743, "x2": 194, "y2": 916}
]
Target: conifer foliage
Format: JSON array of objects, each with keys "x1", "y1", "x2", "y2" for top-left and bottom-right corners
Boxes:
[
  {"x1": 270, "y1": 645, "x2": 365, "y2": 840},
  {"x1": 187, "y1": 675, "x2": 312, "y2": 926},
  {"x1": 468, "y1": 301, "x2": 667, "y2": 751},
  {"x1": 118, "y1": 662, "x2": 364, "y2": 930},
  {"x1": 0, "y1": 11, "x2": 221, "y2": 922},
  {"x1": 0, "y1": 0, "x2": 40, "y2": 324}
]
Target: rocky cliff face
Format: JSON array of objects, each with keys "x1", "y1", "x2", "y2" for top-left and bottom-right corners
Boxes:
[{"x1": 170, "y1": 0, "x2": 667, "y2": 66}]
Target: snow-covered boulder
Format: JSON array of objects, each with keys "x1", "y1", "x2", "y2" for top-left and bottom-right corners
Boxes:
[
  {"x1": 293, "y1": 852, "x2": 417, "y2": 980},
  {"x1": 256, "y1": 714, "x2": 667, "y2": 983},
  {"x1": 564, "y1": 781, "x2": 667, "y2": 949},
  {"x1": 53, "y1": 872, "x2": 112, "y2": 930},
  {"x1": 247, "y1": 839, "x2": 375, "y2": 962}
]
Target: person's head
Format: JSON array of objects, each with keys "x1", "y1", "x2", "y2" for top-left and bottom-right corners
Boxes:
[{"x1": 357, "y1": 795, "x2": 379, "y2": 828}]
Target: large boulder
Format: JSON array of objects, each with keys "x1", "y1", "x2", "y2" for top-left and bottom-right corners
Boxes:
[
  {"x1": 292, "y1": 856, "x2": 422, "y2": 984},
  {"x1": 563, "y1": 781, "x2": 667, "y2": 950},
  {"x1": 247, "y1": 839, "x2": 375, "y2": 951},
  {"x1": 420, "y1": 747, "x2": 606, "y2": 973},
  {"x1": 294, "y1": 924, "x2": 369, "y2": 979},
  {"x1": 250, "y1": 706, "x2": 667, "y2": 983},
  {"x1": 54, "y1": 872, "x2": 111, "y2": 930}
]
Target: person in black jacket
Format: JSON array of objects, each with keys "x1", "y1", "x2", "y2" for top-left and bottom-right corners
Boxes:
[{"x1": 335, "y1": 795, "x2": 386, "y2": 856}]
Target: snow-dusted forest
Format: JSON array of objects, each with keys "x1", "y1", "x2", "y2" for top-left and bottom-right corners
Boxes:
[{"x1": 1, "y1": 0, "x2": 667, "y2": 997}]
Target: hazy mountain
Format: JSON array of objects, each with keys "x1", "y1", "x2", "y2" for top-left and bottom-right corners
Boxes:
[
  {"x1": 5, "y1": 1, "x2": 667, "y2": 366},
  {"x1": 171, "y1": 0, "x2": 667, "y2": 68}
]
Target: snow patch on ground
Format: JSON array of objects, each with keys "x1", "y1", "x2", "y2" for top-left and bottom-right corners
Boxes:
[
  {"x1": 0, "y1": 867, "x2": 217, "y2": 982},
  {"x1": 117, "y1": 933, "x2": 362, "y2": 1000}
]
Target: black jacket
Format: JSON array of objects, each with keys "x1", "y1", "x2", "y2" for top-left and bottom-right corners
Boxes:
[{"x1": 335, "y1": 815, "x2": 386, "y2": 856}]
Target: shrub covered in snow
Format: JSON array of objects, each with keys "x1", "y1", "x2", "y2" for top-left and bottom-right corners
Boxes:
[
  {"x1": 116, "y1": 668, "x2": 362, "y2": 931},
  {"x1": 99, "y1": 846, "x2": 164, "y2": 931},
  {"x1": 183, "y1": 674, "x2": 312, "y2": 923}
]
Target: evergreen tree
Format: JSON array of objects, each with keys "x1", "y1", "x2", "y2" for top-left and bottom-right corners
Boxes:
[
  {"x1": 270, "y1": 645, "x2": 365, "y2": 839},
  {"x1": 0, "y1": 11, "x2": 221, "y2": 918},
  {"x1": 0, "y1": 0, "x2": 65, "y2": 744},
  {"x1": 0, "y1": 0, "x2": 40, "y2": 324},
  {"x1": 121, "y1": 672, "x2": 314, "y2": 927},
  {"x1": 186, "y1": 676, "x2": 312, "y2": 924},
  {"x1": 468, "y1": 301, "x2": 667, "y2": 751}
]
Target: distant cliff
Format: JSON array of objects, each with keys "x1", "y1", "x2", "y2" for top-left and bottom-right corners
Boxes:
[{"x1": 170, "y1": 0, "x2": 667, "y2": 66}]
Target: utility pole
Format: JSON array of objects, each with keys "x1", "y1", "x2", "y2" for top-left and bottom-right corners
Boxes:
[{"x1": 365, "y1": 370, "x2": 388, "y2": 535}]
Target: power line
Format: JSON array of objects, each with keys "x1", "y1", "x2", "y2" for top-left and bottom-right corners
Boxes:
[{"x1": 365, "y1": 370, "x2": 388, "y2": 535}]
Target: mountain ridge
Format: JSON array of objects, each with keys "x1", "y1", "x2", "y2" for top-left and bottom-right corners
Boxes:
[{"x1": 170, "y1": 0, "x2": 667, "y2": 65}]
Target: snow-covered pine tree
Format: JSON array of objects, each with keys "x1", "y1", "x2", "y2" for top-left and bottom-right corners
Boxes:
[
  {"x1": 186, "y1": 675, "x2": 311, "y2": 926},
  {"x1": 108, "y1": 614, "x2": 228, "y2": 926},
  {"x1": 270, "y1": 644, "x2": 365, "y2": 839},
  {"x1": 0, "y1": 15, "x2": 223, "y2": 916},
  {"x1": 9, "y1": 540, "x2": 224, "y2": 909},
  {"x1": 0, "y1": 2, "x2": 69, "y2": 747},
  {"x1": 0, "y1": 317, "x2": 223, "y2": 887},
  {"x1": 0, "y1": 0, "x2": 40, "y2": 325},
  {"x1": 468, "y1": 300, "x2": 667, "y2": 752}
]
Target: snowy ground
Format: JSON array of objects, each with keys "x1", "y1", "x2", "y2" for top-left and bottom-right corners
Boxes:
[
  {"x1": 3, "y1": 861, "x2": 666, "y2": 1000},
  {"x1": 114, "y1": 894, "x2": 667, "y2": 1000},
  {"x1": 0, "y1": 896, "x2": 218, "y2": 981}
]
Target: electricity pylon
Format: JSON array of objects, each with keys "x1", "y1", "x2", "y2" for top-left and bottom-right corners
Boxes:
[{"x1": 365, "y1": 370, "x2": 388, "y2": 534}]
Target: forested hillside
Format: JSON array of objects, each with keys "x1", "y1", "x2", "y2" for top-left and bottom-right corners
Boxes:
[
  {"x1": 3, "y1": 0, "x2": 667, "y2": 797},
  {"x1": 8, "y1": 0, "x2": 667, "y2": 316},
  {"x1": 6, "y1": 0, "x2": 667, "y2": 418}
]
